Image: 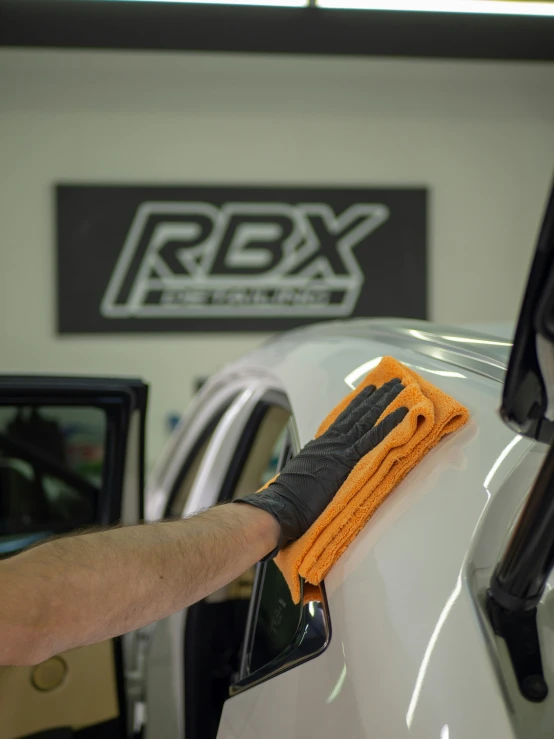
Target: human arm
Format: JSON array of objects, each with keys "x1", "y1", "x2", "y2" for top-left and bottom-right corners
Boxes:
[
  {"x1": 0, "y1": 377, "x2": 407, "y2": 666},
  {"x1": 0, "y1": 503, "x2": 279, "y2": 666}
]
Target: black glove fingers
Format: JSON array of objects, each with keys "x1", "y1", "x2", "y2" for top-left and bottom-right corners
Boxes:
[
  {"x1": 354, "y1": 406, "x2": 409, "y2": 457},
  {"x1": 333, "y1": 377, "x2": 402, "y2": 437},
  {"x1": 235, "y1": 375, "x2": 407, "y2": 556},
  {"x1": 372, "y1": 377, "x2": 403, "y2": 401},
  {"x1": 346, "y1": 380, "x2": 404, "y2": 441},
  {"x1": 330, "y1": 383, "x2": 377, "y2": 434},
  {"x1": 357, "y1": 378, "x2": 403, "y2": 419}
]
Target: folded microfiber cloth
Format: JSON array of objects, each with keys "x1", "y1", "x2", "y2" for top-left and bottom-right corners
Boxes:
[{"x1": 273, "y1": 355, "x2": 470, "y2": 603}]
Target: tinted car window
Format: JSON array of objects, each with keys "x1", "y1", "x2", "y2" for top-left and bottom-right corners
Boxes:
[
  {"x1": 229, "y1": 406, "x2": 290, "y2": 502},
  {"x1": 249, "y1": 560, "x2": 303, "y2": 675},
  {"x1": 168, "y1": 433, "x2": 213, "y2": 518},
  {"x1": 235, "y1": 432, "x2": 330, "y2": 690},
  {"x1": 240, "y1": 437, "x2": 303, "y2": 677},
  {"x1": 0, "y1": 405, "x2": 106, "y2": 554},
  {"x1": 166, "y1": 398, "x2": 238, "y2": 519}
]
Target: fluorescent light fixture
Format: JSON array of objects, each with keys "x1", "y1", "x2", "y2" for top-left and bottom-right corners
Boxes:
[
  {"x1": 316, "y1": 0, "x2": 554, "y2": 16},
  {"x1": 112, "y1": 0, "x2": 309, "y2": 5}
]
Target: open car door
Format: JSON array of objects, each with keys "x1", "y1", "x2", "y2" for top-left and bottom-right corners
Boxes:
[{"x1": 0, "y1": 376, "x2": 147, "y2": 739}]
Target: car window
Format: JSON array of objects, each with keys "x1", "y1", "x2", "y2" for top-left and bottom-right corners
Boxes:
[
  {"x1": 248, "y1": 560, "x2": 303, "y2": 675},
  {"x1": 240, "y1": 437, "x2": 303, "y2": 675},
  {"x1": 207, "y1": 404, "x2": 291, "y2": 605},
  {"x1": 0, "y1": 405, "x2": 106, "y2": 555},
  {"x1": 167, "y1": 434, "x2": 213, "y2": 518},
  {"x1": 228, "y1": 406, "x2": 290, "y2": 502},
  {"x1": 233, "y1": 429, "x2": 330, "y2": 693},
  {"x1": 165, "y1": 401, "x2": 234, "y2": 518}
]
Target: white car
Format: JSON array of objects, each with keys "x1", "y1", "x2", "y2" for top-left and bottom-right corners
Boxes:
[{"x1": 1, "y1": 186, "x2": 554, "y2": 739}]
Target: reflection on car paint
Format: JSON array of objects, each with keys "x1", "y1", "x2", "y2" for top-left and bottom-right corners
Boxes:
[
  {"x1": 483, "y1": 435, "x2": 523, "y2": 492},
  {"x1": 406, "y1": 574, "x2": 463, "y2": 728}
]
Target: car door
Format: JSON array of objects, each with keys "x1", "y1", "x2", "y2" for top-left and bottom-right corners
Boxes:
[
  {"x1": 142, "y1": 372, "x2": 308, "y2": 739},
  {"x1": 0, "y1": 376, "x2": 147, "y2": 739}
]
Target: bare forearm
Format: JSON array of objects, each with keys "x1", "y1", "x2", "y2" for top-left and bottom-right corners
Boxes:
[{"x1": 0, "y1": 504, "x2": 279, "y2": 666}]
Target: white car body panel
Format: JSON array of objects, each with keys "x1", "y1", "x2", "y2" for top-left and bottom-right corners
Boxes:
[{"x1": 145, "y1": 319, "x2": 552, "y2": 739}]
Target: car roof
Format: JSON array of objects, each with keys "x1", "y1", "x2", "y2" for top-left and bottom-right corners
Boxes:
[
  {"x1": 226, "y1": 318, "x2": 511, "y2": 447},
  {"x1": 267, "y1": 318, "x2": 511, "y2": 381}
]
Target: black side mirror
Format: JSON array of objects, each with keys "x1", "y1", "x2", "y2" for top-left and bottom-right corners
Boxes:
[
  {"x1": 501, "y1": 182, "x2": 554, "y2": 443},
  {"x1": 488, "y1": 177, "x2": 554, "y2": 703}
]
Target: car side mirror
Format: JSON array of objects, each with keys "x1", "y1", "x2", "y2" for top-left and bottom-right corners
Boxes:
[
  {"x1": 501, "y1": 183, "x2": 554, "y2": 443},
  {"x1": 488, "y1": 177, "x2": 554, "y2": 703}
]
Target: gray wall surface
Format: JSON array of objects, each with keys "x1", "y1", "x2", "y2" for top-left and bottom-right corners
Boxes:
[{"x1": 0, "y1": 49, "x2": 552, "y2": 465}]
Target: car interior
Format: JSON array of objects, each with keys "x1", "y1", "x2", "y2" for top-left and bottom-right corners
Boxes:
[
  {"x1": 0, "y1": 403, "x2": 125, "y2": 739},
  {"x1": 0, "y1": 405, "x2": 104, "y2": 555}
]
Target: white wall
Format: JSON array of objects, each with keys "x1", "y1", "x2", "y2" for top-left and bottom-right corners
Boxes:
[{"x1": 0, "y1": 49, "x2": 553, "y2": 466}]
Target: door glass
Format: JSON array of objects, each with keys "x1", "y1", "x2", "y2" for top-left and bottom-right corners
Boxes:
[
  {"x1": 243, "y1": 437, "x2": 304, "y2": 676},
  {"x1": 167, "y1": 433, "x2": 213, "y2": 518},
  {"x1": 165, "y1": 398, "x2": 238, "y2": 519},
  {"x1": 221, "y1": 407, "x2": 291, "y2": 607},
  {"x1": 0, "y1": 405, "x2": 106, "y2": 554},
  {"x1": 230, "y1": 407, "x2": 290, "y2": 501},
  {"x1": 248, "y1": 560, "x2": 303, "y2": 675},
  {"x1": 234, "y1": 425, "x2": 330, "y2": 690}
]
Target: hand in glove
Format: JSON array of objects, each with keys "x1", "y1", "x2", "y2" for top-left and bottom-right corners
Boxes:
[{"x1": 236, "y1": 378, "x2": 408, "y2": 557}]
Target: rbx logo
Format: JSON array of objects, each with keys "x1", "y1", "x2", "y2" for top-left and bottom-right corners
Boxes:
[{"x1": 101, "y1": 201, "x2": 389, "y2": 319}]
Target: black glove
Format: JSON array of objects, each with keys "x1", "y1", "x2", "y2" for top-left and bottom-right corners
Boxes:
[{"x1": 236, "y1": 378, "x2": 408, "y2": 557}]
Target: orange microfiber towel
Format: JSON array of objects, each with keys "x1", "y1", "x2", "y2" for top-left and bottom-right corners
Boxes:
[{"x1": 274, "y1": 356, "x2": 470, "y2": 603}]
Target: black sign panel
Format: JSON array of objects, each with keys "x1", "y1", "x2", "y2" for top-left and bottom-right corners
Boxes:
[{"x1": 56, "y1": 185, "x2": 427, "y2": 333}]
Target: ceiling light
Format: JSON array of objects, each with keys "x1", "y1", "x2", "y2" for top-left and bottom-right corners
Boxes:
[
  {"x1": 112, "y1": 0, "x2": 309, "y2": 6},
  {"x1": 316, "y1": 0, "x2": 554, "y2": 16}
]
